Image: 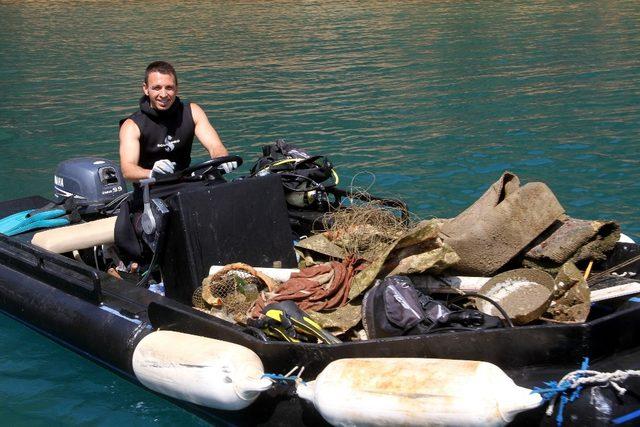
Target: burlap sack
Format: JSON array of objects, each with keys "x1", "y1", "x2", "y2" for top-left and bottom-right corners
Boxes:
[
  {"x1": 524, "y1": 218, "x2": 620, "y2": 272},
  {"x1": 440, "y1": 172, "x2": 565, "y2": 276}
]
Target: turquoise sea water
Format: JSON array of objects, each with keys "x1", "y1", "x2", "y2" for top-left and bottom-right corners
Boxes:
[{"x1": 0, "y1": 1, "x2": 639, "y2": 425}]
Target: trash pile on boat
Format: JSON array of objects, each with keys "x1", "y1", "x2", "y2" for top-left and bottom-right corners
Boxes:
[{"x1": 194, "y1": 171, "x2": 634, "y2": 342}]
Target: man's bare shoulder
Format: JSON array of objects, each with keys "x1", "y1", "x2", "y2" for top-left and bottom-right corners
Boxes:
[
  {"x1": 119, "y1": 118, "x2": 141, "y2": 138},
  {"x1": 190, "y1": 102, "x2": 205, "y2": 116}
]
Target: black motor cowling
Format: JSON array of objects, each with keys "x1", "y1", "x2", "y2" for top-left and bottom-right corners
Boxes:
[{"x1": 54, "y1": 158, "x2": 128, "y2": 214}]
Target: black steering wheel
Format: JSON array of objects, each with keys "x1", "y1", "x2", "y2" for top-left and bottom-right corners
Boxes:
[{"x1": 179, "y1": 155, "x2": 244, "y2": 177}]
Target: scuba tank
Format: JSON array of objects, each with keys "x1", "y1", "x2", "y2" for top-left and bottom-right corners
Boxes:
[{"x1": 249, "y1": 139, "x2": 338, "y2": 210}]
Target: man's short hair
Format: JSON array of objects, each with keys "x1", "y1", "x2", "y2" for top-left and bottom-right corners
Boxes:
[{"x1": 145, "y1": 61, "x2": 178, "y2": 86}]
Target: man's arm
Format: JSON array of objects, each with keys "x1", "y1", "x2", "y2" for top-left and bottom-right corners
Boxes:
[
  {"x1": 191, "y1": 103, "x2": 229, "y2": 158},
  {"x1": 119, "y1": 119, "x2": 153, "y2": 181}
]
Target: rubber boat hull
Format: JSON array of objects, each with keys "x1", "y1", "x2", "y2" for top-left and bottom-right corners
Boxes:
[{"x1": 1, "y1": 206, "x2": 640, "y2": 425}]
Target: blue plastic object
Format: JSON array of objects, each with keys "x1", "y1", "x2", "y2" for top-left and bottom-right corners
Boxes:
[
  {"x1": 0, "y1": 209, "x2": 69, "y2": 236},
  {"x1": 612, "y1": 407, "x2": 640, "y2": 425}
]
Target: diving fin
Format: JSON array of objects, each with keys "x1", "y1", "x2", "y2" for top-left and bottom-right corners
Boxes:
[
  {"x1": 7, "y1": 214, "x2": 71, "y2": 236},
  {"x1": 259, "y1": 301, "x2": 341, "y2": 344},
  {"x1": 0, "y1": 209, "x2": 70, "y2": 236},
  {"x1": 0, "y1": 196, "x2": 79, "y2": 237},
  {"x1": 0, "y1": 210, "x2": 33, "y2": 230},
  {"x1": 247, "y1": 311, "x2": 301, "y2": 343},
  {"x1": 26, "y1": 196, "x2": 76, "y2": 219}
]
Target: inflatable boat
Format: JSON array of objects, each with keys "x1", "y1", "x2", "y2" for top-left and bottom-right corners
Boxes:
[{"x1": 0, "y1": 156, "x2": 639, "y2": 426}]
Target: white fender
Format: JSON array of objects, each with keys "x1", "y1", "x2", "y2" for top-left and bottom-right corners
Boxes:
[
  {"x1": 619, "y1": 233, "x2": 635, "y2": 243},
  {"x1": 132, "y1": 331, "x2": 271, "y2": 410},
  {"x1": 297, "y1": 358, "x2": 542, "y2": 427}
]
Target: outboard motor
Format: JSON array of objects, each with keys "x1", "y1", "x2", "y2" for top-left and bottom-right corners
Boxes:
[{"x1": 54, "y1": 158, "x2": 128, "y2": 214}]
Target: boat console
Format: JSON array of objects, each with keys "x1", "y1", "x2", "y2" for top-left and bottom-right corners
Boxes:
[
  {"x1": 159, "y1": 174, "x2": 298, "y2": 303},
  {"x1": 11, "y1": 156, "x2": 299, "y2": 308}
]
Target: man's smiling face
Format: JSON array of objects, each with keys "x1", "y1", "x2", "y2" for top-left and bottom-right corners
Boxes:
[{"x1": 143, "y1": 71, "x2": 178, "y2": 111}]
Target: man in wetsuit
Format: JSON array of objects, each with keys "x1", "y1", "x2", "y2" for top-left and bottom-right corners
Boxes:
[{"x1": 119, "y1": 61, "x2": 236, "y2": 180}]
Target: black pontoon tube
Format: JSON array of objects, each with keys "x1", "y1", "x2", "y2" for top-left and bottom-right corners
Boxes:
[{"x1": 0, "y1": 264, "x2": 151, "y2": 374}]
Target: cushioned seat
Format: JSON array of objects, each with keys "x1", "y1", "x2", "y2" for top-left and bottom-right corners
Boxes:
[{"x1": 31, "y1": 216, "x2": 117, "y2": 253}]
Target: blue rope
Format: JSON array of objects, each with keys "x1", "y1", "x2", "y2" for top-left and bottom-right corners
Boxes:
[
  {"x1": 612, "y1": 407, "x2": 640, "y2": 425},
  {"x1": 532, "y1": 357, "x2": 590, "y2": 427},
  {"x1": 262, "y1": 373, "x2": 306, "y2": 385}
]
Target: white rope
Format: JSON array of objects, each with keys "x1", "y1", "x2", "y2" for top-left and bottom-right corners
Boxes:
[
  {"x1": 262, "y1": 365, "x2": 306, "y2": 385},
  {"x1": 348, "y1": 171, "x2": 377, "y2": 201},
  {"x1": 544, "y1": 369, "x2": 640, "y2": 417},
  {"x1": 559, "y1": 369, "x2": 640, "y2": 395}
]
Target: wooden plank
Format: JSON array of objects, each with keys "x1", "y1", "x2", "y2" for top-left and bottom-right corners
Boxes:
[
  {"x1": 411, "y1": 275, "x2": 489, "y2": 293},
  {"x1": 591, "y1": 282, "x2": 640, "y2": 302}
]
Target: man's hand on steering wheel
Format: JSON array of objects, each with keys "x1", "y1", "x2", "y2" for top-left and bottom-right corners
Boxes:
[
  {"x1": 218, "y1": 160, "x2": 238, "y2": 174},
  {"x1": 179, "y1": 155, "x2": 244, "y2": 177}
]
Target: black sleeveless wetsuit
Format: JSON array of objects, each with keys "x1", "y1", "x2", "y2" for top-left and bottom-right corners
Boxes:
[{"x1": 121, "y1": 96, "x2": 195, "y2": 170}]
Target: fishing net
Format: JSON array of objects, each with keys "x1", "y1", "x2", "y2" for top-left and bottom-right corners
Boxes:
[
  {"x1": 192, "y1": 263, "x2": 279, "y2": 324},
  {"x1": 322, "y1": 198, "x2": 412, "y2": 261}
]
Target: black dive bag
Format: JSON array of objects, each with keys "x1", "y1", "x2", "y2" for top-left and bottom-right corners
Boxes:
[{"x1": 362, "y1": 276, "x2": 503, "y2": 339}]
